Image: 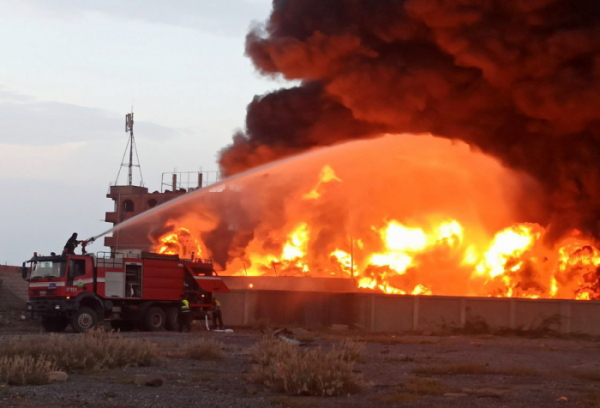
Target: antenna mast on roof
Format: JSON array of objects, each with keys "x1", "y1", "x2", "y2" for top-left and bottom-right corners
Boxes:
[{"x1": 114, "y1": 108, "x2": 144, "y2": 186}]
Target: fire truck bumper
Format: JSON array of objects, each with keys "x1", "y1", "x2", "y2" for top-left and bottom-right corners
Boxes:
[{"x1": 27, "y1": 298, "x2": 77, "y2": 318}]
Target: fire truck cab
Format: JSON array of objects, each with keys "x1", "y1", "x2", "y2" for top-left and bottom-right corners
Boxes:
[{"x1": 22, "y1": 251, "x2": 229, "y2": 333}]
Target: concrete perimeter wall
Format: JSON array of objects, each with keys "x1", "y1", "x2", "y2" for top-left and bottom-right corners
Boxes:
[
  {"x1": 218, "y1": 290, "x2": 600, "y2": 336},
  {"x1": 0, "y1": 266, "x2": 28, "y2": 310}
]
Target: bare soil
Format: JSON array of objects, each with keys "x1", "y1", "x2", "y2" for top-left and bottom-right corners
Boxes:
[{"x1": 1, "y1": 323, "x2": 600, "y2": 408}]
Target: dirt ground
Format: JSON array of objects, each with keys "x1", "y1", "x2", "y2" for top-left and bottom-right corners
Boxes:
[{"x1": 1, "y1": 322, "x2": 600, "y2": 408}]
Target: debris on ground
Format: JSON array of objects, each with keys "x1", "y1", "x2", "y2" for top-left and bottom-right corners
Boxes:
[{"x1": 260, "y1": 327, "x2": 314, "y2": 346}]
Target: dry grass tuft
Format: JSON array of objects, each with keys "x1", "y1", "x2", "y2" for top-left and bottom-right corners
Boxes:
[
  {"x1": 183, "y1": 338, "x2": 226, "y2": 361},
  {"x1": 0, "y1": 329, "x2": 158, "y2": 375},
  {"x1": 337, "y1": 338, "x2": 366, "y2": 362},
  {"x1": 250, "y1": 336, "x2": 366, "y2": 396},
  {"x1": 0, "y1": 355, "x2": 55, "y2": 386},
  {"x1": 414, "y1": 363, "x2": 488, "y2": 376}
]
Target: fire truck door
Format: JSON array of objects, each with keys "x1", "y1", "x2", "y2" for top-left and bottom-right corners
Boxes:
[
  {"x1": 67, "y1": 258, "x2": 93, "y2": 295},
  {"x1": 125, "y1": 263, "x2": 142, "y2": 298}
]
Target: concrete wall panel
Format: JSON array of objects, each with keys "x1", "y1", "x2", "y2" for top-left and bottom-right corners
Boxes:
[
  {"x1": 514, "y1": 300, "x2": 562, "y2": 331},
  {"x1": 352, "y1": 295, "x2": 371, "y2": 329},
  {"x1": 418, "y1": 297, "x2": 462, "y2": 330},
  {"x1": 465, "y1": 298, "x2": 511, "y2": 329},
  {"x1": 570, "y1": 301, "x2": 600, "y2": 335},
  {"x1": 372, "y1": 296, "x2": 414, "y2": 332},
  {"x1": 241, "y1": 291, "x2": 355, "y2": 328},
  {"x1": 0, "y1": 267, "x2": 28, "y2": 310},
  {"x1": 218, "y1": 292, "x2": 247, "y2": 326}
]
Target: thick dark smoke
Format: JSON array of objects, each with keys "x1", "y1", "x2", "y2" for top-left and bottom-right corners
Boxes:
[{"x1": 219, "y1": 0, "x2": 600, "y2": 239}]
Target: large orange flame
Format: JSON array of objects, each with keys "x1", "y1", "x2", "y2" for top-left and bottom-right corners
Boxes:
[
  {"x1": 153, "y1": 182, "x2": 600, "y2": 299},
  {"x1": 149, "y1": 135, "x2": 600, "y2": 300}
]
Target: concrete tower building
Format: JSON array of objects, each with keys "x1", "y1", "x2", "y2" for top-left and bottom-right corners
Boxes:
[{"x1": 103, "y1": 111, "x2": 220, "y2": 253}]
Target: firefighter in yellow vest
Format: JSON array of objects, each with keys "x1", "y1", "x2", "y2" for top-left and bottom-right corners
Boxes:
[
  {"x1": 178, "y1": 294, "x2": 192, "y2": 333},
  {"x1": 212, "y1": 298, "x2": 223, "y2": 330}
]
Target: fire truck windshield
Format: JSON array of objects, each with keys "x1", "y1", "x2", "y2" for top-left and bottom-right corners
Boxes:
[{"x1": 30, "y1": 261, "x2": 66, "y2": 279}]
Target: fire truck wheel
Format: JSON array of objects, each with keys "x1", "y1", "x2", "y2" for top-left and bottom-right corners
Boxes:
[
  {"x1": 165, "y1": 307, "x2": 179, "y2": 331},
  {"x1": 143, "y1": 307, "x2": 166, "y2": 331},
  {"x1": 42, "y1": 317, "x2": 69, "y2": 332},
  {"x1": 71, "y1": 307, "x2": 98, "y2": 333}
]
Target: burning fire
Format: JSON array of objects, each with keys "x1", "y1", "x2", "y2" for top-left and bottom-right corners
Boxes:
[
  {"x1": 149, "y1": 135, "x2": 600, "y2": 300},
  {"x1": 156, "y1": 227, "x2": 203, "y2": 259},
  {"x1": 155, "y1": 215, "x2": 600, "y2": 299}
]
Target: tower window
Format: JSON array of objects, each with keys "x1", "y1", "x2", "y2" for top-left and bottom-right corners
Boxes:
[{"x1": 123, "y1": 200, "x2": 135, "y2": 212}]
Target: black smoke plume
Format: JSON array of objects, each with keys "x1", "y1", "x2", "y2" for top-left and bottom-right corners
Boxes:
[{"x1": 219, "y1": 0, "x2": 600, "y2": 239}]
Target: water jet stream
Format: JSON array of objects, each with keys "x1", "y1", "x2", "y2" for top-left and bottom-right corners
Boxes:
[{"x1": 88, "y1": 134, "x2": 600, "y2": 299}]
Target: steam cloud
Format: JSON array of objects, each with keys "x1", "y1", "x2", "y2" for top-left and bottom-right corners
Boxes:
[{"x1": 219, "y1": 0, "x2": 600, "y2": 240}]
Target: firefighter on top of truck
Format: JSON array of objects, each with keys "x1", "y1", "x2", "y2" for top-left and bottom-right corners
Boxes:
[
  {"x1": 179, "y1": 294, "x2": 192, "y2": 333},
  {"x1": 63, "y1": 233, "x2": 80, "y2": 255}
]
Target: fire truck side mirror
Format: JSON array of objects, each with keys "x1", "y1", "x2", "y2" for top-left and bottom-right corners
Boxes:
[{"x1": 21, "y1": 263, "x2": 28, "y2": 281}]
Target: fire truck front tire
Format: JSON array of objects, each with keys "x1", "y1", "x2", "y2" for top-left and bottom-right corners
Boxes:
[
  {"x1": 71, "y1": 307, "x2": 98, "y2": 333},
  {"x1": 42, "y1": 317, "x2": 69, "y2": 332},
  {"x1": 143, "y1": 307, "x2": 166, "y2": 331}
]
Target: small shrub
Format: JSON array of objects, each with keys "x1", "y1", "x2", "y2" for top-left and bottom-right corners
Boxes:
[
  {"x1": 250, "y1": 336, "x2": 365, "y2": 396},
  {"x1": 0, "y1": 355, "x2": 55, "y2": 386},
  {"x1": 336, "y1": 338, "x2": 365, "y2": 362},
  {"x1": 0, "y1": 329, "x2": 159, "y2": 374},
  {"x1": 184, "y1": 338, "x2": 226, "y2": 361},
  {"x1": 414, "y1": 363, "x2": 488, "y2": 376},
  {"x1": 250, "y1": 335, "x2": 296, "y2": 366}
]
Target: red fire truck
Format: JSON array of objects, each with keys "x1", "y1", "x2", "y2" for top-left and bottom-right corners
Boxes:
[{"x1": 21, "y1": 251, "x2": 229, "y2": 332}]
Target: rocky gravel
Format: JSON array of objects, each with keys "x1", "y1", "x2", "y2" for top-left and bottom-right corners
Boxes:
[{"x1": 1, "y1": 324, "x2": 600, "y2": 408}]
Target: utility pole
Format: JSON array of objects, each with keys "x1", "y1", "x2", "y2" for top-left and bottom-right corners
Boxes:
[
  {"x1": 350, "y1": 236, "x2": 354, "y2": 281},
  {"x1": 126, "y1": 112, "x2": 134, "y2": 186},
  {"x1": 114, "y1": 108, "x2": 144, "y2": 186}
]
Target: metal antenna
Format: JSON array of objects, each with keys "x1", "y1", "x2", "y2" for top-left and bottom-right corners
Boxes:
[{"x1": 114, "y1": 108, "x2": 144, "y2": 186}]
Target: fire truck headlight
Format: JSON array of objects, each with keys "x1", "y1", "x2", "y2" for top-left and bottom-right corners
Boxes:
[{"x1": 54, "y1": 305, "x2": 61, "y2": 310}]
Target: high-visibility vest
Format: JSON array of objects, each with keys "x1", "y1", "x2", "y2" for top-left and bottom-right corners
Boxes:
[{"x1": 181, "y1": 299, "x2": 190, "y2": 311}]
